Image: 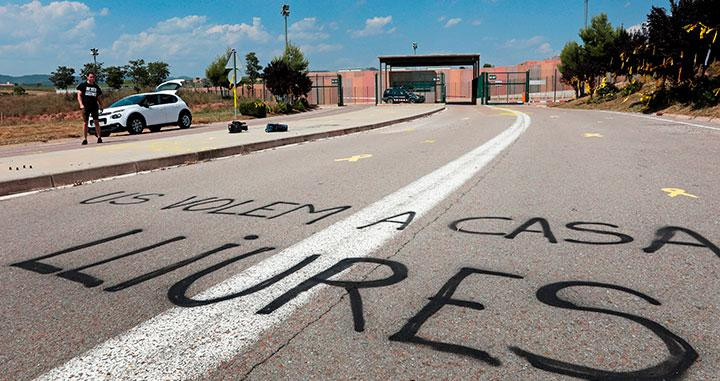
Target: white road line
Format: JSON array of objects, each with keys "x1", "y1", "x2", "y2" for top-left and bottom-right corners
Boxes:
[{"x1": 37, "y1": 107, "x2": 531, "y2": 380}]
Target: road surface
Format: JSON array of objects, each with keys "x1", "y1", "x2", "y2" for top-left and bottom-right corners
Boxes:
[{"x1": 1, "y1": 105, "x2": 718, "y2": 380}]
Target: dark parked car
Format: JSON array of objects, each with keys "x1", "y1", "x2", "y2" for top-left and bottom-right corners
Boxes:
[{"x1": 382, "y1": 87, "x2": 425, "y2": 103}]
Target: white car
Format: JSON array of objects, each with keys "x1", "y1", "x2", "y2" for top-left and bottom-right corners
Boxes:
[
  {"x1": 154, "y1": 79, "x2": 185, "y2": 93},
  {"x1": 90, "y1": 91, "x2": 192, "y2": 136}
]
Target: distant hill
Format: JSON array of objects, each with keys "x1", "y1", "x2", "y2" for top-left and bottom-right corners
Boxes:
[{"x1": 0, "y1": 74, "x2": 53, "y2": 86}]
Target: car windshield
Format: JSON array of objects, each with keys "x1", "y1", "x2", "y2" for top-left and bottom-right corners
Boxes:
[{"x1": 110, "y1": 95, "x2": 145, "y2": 107}]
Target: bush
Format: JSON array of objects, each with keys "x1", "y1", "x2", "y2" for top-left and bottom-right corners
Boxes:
[
  {"x1": 292, "y1": 99, "x2": 306, "y2": 111},
  {"x1": 619, "y1": 80, "x2": 643, "y2": 96},
  {"x1": 238, "y1": 99, "x2": 268, "y2": 118},
  {"x1": 272, "y1": 102, "x2": 292, "y2": 114},
  {"x1": 12, "y1": 85, "x2": 26, "y2": 96},
  {"x1": 595, "y1": 81, "x2": 618, "y2": 98}
]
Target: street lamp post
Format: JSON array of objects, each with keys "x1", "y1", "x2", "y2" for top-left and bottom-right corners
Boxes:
[
  {"x1": 90, "y1": 48, "x2": 99, "y2": 66},
  {"x1": 281, "y1": 4, "x2": 290, "y2": 52},
  {"x1": 412, "y1": 42, "x2": 417, "y2": 55}
]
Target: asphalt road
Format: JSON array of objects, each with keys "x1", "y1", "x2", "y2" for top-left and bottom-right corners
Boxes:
[{"x1": 1, "y1": 105, "x2": 718, "y2": 380}]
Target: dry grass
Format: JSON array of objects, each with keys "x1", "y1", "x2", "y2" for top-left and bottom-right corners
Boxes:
[{"x1": 0, "y1": 120, "x2": 82, "y2": 145}]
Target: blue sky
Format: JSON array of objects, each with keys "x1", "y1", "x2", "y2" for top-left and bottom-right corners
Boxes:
[{"x1": 0, "y1": 0, "x2": 669, "y2": 77}]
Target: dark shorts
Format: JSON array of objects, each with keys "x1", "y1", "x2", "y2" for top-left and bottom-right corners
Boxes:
[{"x1": 83, "y1": 108, "x2": 100, "y2": 124}]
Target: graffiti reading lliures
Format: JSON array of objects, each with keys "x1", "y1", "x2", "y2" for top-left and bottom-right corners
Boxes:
[{"x1": 9, "y1": 197, "x2": 719, "y2": 379}]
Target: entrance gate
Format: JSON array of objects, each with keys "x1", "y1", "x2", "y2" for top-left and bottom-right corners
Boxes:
[
  {"x1": 476, "y1": 71, "x2": 530, "y2": 105},
  {"x1": 308, "y1": 74, "x2": 344, "y2": 106}
]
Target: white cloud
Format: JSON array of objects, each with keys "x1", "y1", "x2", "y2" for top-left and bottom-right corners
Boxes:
[
  {"x1": 351, "y1": 16, "x2": 394, "y2": 37},
  {"x1": 471, "y1": 19, "x2": 482, "y2": 26},
  {"x1": 299, "y1": 43, "x2": 343, "y2": 54},
  {"x1": 444, "y1": 18, "x2": 461, "y2": 28},
  {"x1": 99, "y1": 7, "x2": 109, "y2": 16},
  {"x1": 504, "y1": 35, "x2": 546, "y2": 49},
  {"x1": 0, "y1": 1, "x2": 96, "y2": 71},
  {"x1": 626, "y1": 23, "x2": 643, "y2": 34},
  {"x1": 286, "y1": 17, "x2": 329, "y2": 41},
  {"x1": 536, "y1": 42, "x2": 554, "y2": 55},
  {"x1": 111, "y1": 16, "x2": 271, "y2": 62},
  {"x1": 438, "y1": 16, "x2": 447, "y2": 22}
]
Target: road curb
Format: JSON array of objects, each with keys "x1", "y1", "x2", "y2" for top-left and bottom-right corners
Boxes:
[{"x1": 0, "y1": 106, "x2": 444, "y2": 197}]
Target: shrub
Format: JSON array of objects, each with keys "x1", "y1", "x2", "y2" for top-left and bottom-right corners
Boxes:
[
  {"x1": 238, "y1": 99, "x2": 268, "y2": 118},
  {"x1": 292, "y1": 99, "x2": 306, "y2": 111},
  {"x1": 595, "y1": 81, "x2": 618, "y2": 98},
  {"x1": 272, "y1": 102, "x2": 292, "y2": 114},
  {"x1": 12, "y1": 85, "x2": 26, "y2": 96},
  {"x1": 619, "y1": 80, "x2": 643, "y2": 96}
]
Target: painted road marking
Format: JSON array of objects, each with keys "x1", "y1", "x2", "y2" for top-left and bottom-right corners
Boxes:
[
  {"x1": 422, "y1": 140, "x2": 436, "y2": 144},
  {"x1": 37, "y1": 107, "x2": 531, "y2": 380},
  {"x1": 550, "y1": 115, "x2": 559, "y2": 119},
  {"x1": 335, "y1": 154, "x2": 372, "y2": 162},
  {"x1": 661, "y1": 188, "x2": 698, "y2": 198},
  {"x1": 584, "y1": 133, "x2": 603, "y2": 138},
  {"x1": 499, "y1": 112, "x2": 516, "y2": 116}
]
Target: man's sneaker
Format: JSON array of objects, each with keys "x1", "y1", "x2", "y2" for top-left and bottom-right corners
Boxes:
[
  {"x1": 81, "y1": 139, "x2": 88, "y2": 145},
  {"x1": 97, "y1": 137, "x2": 103, "y2": 143}
]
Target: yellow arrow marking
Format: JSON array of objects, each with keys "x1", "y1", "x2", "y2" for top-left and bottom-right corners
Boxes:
[
  {"x1": 403, "y1": 128, "x2": 416, "y2": 132},
  {"x1": 422, "y1": 139, "x2": 436, "y2": 144},
  {"x1": 335, "y1": 154, "x2": 372, "y2": 162},
  {"x1": 661, "y1": 188, "x2": 698, "y2": 198},
  {"x1": 584, "y1": 133, "x2": 603, "y2": 138},
  {"x1": 498, "y1": 112, "x2": 516, "y2": 116}
]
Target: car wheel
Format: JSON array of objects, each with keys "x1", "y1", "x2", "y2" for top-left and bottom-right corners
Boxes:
[
  {"x1": 149, "y1": 125, "x2": 161, "y2": 133},
  {"x1": 178, "y1": 111, "x2": 192, "y2": 129},
  {"x1": 128, "y1": 115, "x2": 145, "y2": 135}
]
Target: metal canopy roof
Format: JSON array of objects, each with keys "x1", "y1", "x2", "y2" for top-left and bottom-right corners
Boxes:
[{"x1": 378, "y1": 54, "x2": 480, "y2": 67}]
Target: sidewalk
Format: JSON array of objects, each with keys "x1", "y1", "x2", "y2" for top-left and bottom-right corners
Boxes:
[{"x1": 0, "y1": 104, "x2": 444, "y2": 196}]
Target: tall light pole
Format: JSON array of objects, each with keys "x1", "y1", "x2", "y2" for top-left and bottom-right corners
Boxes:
[
  {"x1": 584, "y1": 0, "x2": 588, "y2": 28},
  {"x1": 90, "y1": 48, "x2": 99, "y2": 66},
  {"x1": 281, "y1": 4, "x2": 290, "y2": 52},
  {"x1": 412, "y1": 42, "x2": 417, "y2": 55}
]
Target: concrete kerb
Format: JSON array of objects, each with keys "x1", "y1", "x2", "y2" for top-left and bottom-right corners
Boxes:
[{"x1": 0, "y1": 106, "x2": 445, "y2": 197}]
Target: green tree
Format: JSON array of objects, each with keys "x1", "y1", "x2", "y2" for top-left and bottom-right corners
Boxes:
[
  {"x1": 283, "y1": 43, "x2": 309, "y2": 72},
  {"x1": 126, "y1": 59, "x2": 150, "y2": 91},
  {"x1": 558, "y1": 41, "x2": 586, "y2": 98},
  {"x1": 147, "y1": 61, "x2": 170, "y2": 87},
  {"x1": 244, "y1": 52, "x2": 262, "y2": 96},
  {"x1": 80, "y1": 62, "x2": 105, "y2": 83},
  {"x1": 263, "y1": 57, "x2": 312, "y2": 102},
  {"x1": 578, "y1": 14, "x2": 619, "y2": 97},
  {"x1": 48, "y1": 66, "x2": 76, "y2": 90},
  {"x1": 104, "y1": 66, "x2": 126, "y2": 90},
  {"x1": 205, "y1": 49, "x2": 232, "y2": 88}
]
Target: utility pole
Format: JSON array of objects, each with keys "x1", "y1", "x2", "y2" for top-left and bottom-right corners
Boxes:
[
  {"x1": 584, "y1": 0, "x2": 588, "y2": 29},
  {"x1": 412, "y1": 42, "x2": 417, "y2": 55},
  {"x1": 90, "y1": 48, "x2": 99, "y2": 66},
  {"x1": 281, "y1": 4, "x2": 290, "y2": 52}
]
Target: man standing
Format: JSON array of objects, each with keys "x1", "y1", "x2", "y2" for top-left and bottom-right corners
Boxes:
[{"x1": 76, "y1": 72, "x2": 104, "y2": 144}]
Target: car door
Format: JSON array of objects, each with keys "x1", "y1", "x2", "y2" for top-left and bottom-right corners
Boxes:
[
  {"x1": 158, "y1": 94, "x2": 181, "y2": 124},
  {"x1": 142, "y1": 94, "x2": 164, "y2": 126}
]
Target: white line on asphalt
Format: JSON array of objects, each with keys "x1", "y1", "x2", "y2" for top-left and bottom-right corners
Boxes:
[{"x1": 37, "y1": 107, "x2": 531, "y2": 380}]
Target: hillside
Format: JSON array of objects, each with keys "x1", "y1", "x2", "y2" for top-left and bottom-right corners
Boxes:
[{"x1": 0, "y1": 74, "x2": 53, "y2": 86}]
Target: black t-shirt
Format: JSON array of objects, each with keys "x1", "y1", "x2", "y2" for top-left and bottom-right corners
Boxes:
[{"x1": 76, "y1": 82, "x2": 103, "y2": 110}]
